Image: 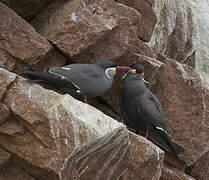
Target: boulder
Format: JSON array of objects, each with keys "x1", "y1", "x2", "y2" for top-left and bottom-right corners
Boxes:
[
  {"x1": 0, "y1": 147, "x2": 11, "y2": 168},
  {"x1": 189, "y1": 0, "x2": 209, "y2": 87},
  {"x1": 61, "y1": 128, "x2": 164, "y2": 180},
  {"x1": 0, "y1": 163, "x2": 36, "y2": 180},
  {"x1": 148, "y1": 0, "x2": 195, "y2": 67},
  {"x1": 0, "y1": 68, "x2": 164, "y2": 179},
  {"x1": 1, "y1": 0, "x2": 53, "y2": 21},
  {"x1": 0, "y1": 2, "x2": 66, "y2": 72},
  {"x1": 31, "y1": 0, "x2": 142, "y2": 58},
  {"x1": 0, "y1": 67, "x2": 17, "y2": 100},
  {"x1": 146, "y1": 54, "x2": 209, "y2": 169},
  {"x1": 0, "y1": 104, "x2": 10, "y2": 125},
  {"x1": 161, "y1": 164, "x2": 196, "y2": 180},
  {"x1": 188, "y1": 151, "x2": 209, "y2": 180},
  {"x1": 115, "y1": 0, "x2": 157, "y2": 42}
]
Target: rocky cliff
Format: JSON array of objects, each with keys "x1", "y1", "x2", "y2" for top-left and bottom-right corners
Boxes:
[{"x1": 0, "y1": 0, "x2": 209, "y2": 179}]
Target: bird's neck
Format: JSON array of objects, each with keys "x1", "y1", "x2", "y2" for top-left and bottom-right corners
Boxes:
[{"x1": 123, "y1": 80, "x2": 147, "y2": 98}]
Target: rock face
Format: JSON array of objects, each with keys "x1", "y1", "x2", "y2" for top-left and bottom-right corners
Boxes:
[
  {"x1": 161, "y1": 165, "x2": 196, "y2": 180},
  {"x1": 0, "y1": 0, "x2": 209, "y2": 179},
  {"x1": 0, "y1": 68, "x2": 164, "y2": 179},
  {"x1": 61, "y1": 129, "x2": 163, "y2": 180},
  {"x1": 32, "y1": 0, "x2": 143, "y2": 58},
  {"x1": 0, "y1": 2, "x2": 66, "y2": 72},
  {"x1": 189, "y1": 151, "x2": 209, "y2": 180},
  {"x1": 189, "y1": 0, "x2": 209, "y2": 87},
  {"x1": 1, "y1": 0, "x2": 53, "y2": 21},
  {"x1": 148, "y1": 0, "x2": 195, "y2": 67},
  {"x1": 147, "y1": 55, "x2": 209, "y2": 167}
]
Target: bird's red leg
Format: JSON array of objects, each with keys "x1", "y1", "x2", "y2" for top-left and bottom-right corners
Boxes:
[
  {"x1": 84, "y1": 97, "x2": 88, "y2": 104},
  {"x1": 145, "y1": 129, "x2": 149, "y2": 139}
]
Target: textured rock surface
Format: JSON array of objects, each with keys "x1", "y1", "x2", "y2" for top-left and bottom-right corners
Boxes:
[
  {"x1": 0, "y1": 0, "x2": 209, "y2": 179},
  {"x1": 189, "y1": 0, "x2": 209, "y2": 88},
  {"x1": 1, "y1": 0, "x2": 53, "y2": 20},
  {"x1": 31, "y1": 0, "x2": 142, "y2": 58},
  {"x1": 0, "y1": 2, "x2": 66, "y2": 72},
  {"x1": 147, "y1": 54, "x2": 209, "y2": 168},
  {"x1": 0, "y1": 163, "x2": 36, "y2": 180},
  {"x1": 61, "y1": 128, "x2": 164, "y2": 180},
  {"x1": 115, "y1": 0, "x2": 157, "y2": 42},
  {"x1": 0, "y1": 68, "x2": 164, "y2": 179},
  {"x1": 0, "y1": 147, "x2": 11, "y2": 168},
  {"x1": 161, "y1": 165, "x2": 196, "y2": 180},
  {"x1": 149, "y1": 0, "x2": 195, "y2": 67},
  {"x1": 189, "y1": 151, "x2": 209, "y2": 180}
]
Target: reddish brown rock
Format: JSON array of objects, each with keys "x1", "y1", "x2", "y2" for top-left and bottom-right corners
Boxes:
[
  {"x1": 1, "y1": 0, "x2": 53, "y2": 21},
  {"x1": 0, "y1": 2, "x2": 66, "y2": 72},
  {"x1": 115, "y1": 0, "x2": 157, "y2": 42},
  {"x1": 32, "y1": 0, "x2": 142, "y2": 58},
  {"x1": 189, "y1": 151, "x2": 209, "y2": 180},
  {"x1": 146, "y1": 54, "x2": 209, "y2": 167},
  {"x1": 61, "y1": 128, "x2": 164, "y2": 180},
  {"x1": 0, "y1": 68, "x2": 165, "y2": 179},
  {"x1": 0, "y1": 104, "x2": 10, "y2": 124},
  {"x1": 161, "y1": 165, "x2": 196, "y2": 180},
  {"x1": 0, "y1": 148, "x2": 11, "y2": 168},
  {"x1": 0, "y1": 163, "x2": 36, "y2": 180},
  {"x1": 0, "y1": 67, "x2": 17, "y2": 101}
]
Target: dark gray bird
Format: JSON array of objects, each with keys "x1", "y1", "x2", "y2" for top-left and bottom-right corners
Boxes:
[
  {"x1": 120, "y1": 64, "x2": 185, "y2": 155},
  {"x1": 24, "y1": 60, "x2": 127, "y2": 103}
]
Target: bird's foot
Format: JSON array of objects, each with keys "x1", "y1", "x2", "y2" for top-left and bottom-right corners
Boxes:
[
  {"x1": 144, "y1": 129, "x2": 149, "y2": 139},
  {"x1": 84, "y1": 97, "x2": 88, "y2": 104}
]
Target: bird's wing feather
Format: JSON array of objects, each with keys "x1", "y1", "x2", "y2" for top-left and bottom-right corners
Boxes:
[
  {"x1": 49, "y1": 64, "x2": 108, "y2": 97},
  {"x1": 135, "y1": 91, "x2": 168, "y2": 133}
]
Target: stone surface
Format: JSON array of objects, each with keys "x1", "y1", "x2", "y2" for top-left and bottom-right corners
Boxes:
[
  {"x1": 0, "y1": 68, "x2": 165, "y2": 179},
  {"x1": 0, "y1": 67, "x2": 17, "y2": 101},
  {"x1": 0, "y1": 147, "x2": 11, "y2": 168},
  {"x1": 0, "y1": 163, "x2": 36, "y2": 180},
  {"x1": 0, "y1": 2, "x2": 66, "y2": 72},
  {"x1": 61, "y1": 128, "x2": 164, "y2": 180},
  {"x1": 115, "y1": 0, "x2": 157, "y2": 42},
  {"x1": 31, "y1": 0, "x2": 142, "y2": 58},
  {"x1": 189, "y1": 0, "x2": 209, "y2": 88},
  {"x1": 161, "y1": 165, "x2": 196, "y2": 180},
  {"x1": 1, "y1": 0, "x2": 53, "y2": 21},
  {"x1": 189, "y1": 151, "x2": 209, "y2": 180},
  {"x1": 148, "y1": 0, "x2": 195, "y2": 67},
  {"x1": 0, "y1": 104, "x2": 10, "y2": 124},
  {"x1": 0, "y1": 0, "x2": 209, "y2": 179},
  {"x1": 0, "y1": 69, "x2": 164, "y2": 179},
  {"x1": 146, "y1": 54, "x2": 209, "y2": 167}
]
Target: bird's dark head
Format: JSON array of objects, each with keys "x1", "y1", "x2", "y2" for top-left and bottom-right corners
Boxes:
[
  {"x1": 122, "y1": 63, "x2": 144, "y2": 79},
  {"x1": 122, "y1": 63, "x2": 150, "y2": 84}
]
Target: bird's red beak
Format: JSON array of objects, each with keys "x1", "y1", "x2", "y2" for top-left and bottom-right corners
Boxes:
[{"x1": 116, "y1": 66, "x2": 133, "y2": 71}]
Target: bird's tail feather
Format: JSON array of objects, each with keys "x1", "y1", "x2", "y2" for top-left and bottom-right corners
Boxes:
[
  {"x1": 23, "y1": 71, "x2": 56, "y2": 82},
  {"x1": 23, "y1": 70, "x2": 84, "y2": 101},
  {"x1": 149, "y1": 129, "x2": 185, "y2": 156}
]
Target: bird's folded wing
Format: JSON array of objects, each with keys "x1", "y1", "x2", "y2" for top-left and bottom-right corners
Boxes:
[
  {"x1": 135, "y1": 92, "x2": 168, "y2": 133},
  {"x1": 48, "y1": 65, "x2": 106, "y2": 96}
]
